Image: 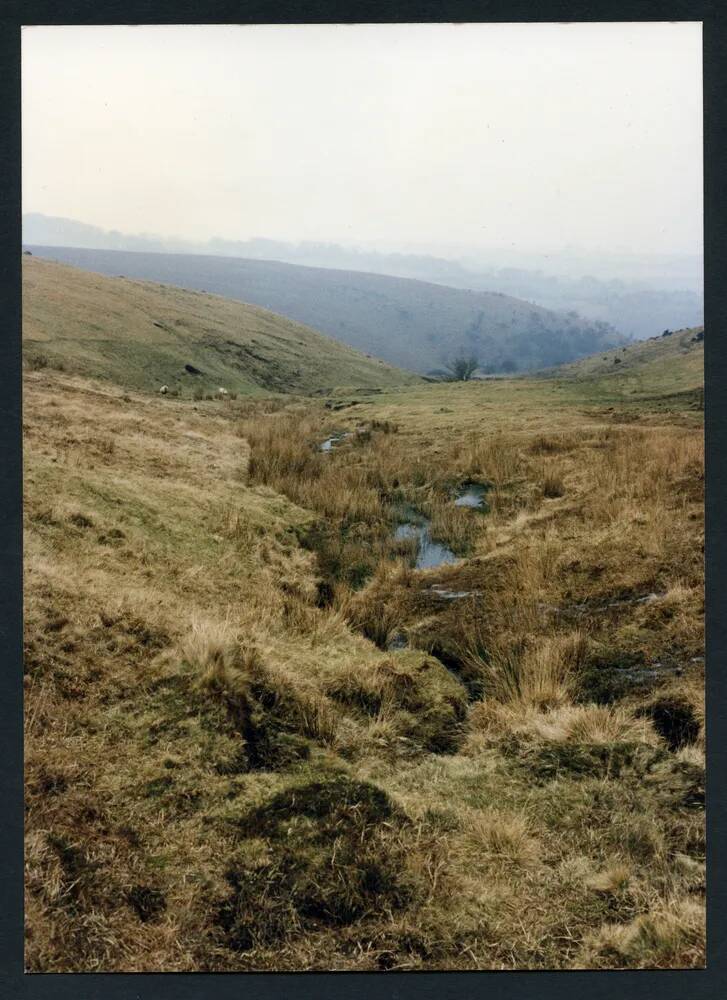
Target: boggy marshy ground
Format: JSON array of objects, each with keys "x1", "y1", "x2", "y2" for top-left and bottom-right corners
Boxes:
[{"x1": 24, "y1": 368, "x2": 704, "y2": 971}]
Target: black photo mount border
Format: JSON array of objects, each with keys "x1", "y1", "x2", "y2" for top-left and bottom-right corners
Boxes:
[{"x1": 1, "y1": 4, "x2": 723, "y2": 998}]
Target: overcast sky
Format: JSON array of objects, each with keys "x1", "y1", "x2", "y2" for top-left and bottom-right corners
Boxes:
[{"x1": 22, "y1": 22, "x2": 703, "y2": 256}]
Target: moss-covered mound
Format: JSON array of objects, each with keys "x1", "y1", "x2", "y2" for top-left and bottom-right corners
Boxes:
[{"x1": 217, "y1": 775, "x2": 418, "y2": 951}]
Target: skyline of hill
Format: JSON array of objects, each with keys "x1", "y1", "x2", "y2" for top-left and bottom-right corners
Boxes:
[
  {"x1": 22, "y1": 256, "x2": 420, "y2": 395},
  {"x1": 23, "y1": 212, "x2": 704, "y2": 340},
  {"x1": 24, "y1": 243, "x2": 627, "y2": 375}
]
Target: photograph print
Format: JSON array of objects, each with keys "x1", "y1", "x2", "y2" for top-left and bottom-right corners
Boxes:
[{"x1": 22, "y1": 21, "x2": 705, "y2": 972}]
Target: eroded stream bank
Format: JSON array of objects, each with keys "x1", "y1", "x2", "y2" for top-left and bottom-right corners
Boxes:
[
  {"x1": 312, "y1": 431, "x2": 492, "y2": 695},
  {"x1": 243, "y1": 414, "x2": 701, "y2": 712}
]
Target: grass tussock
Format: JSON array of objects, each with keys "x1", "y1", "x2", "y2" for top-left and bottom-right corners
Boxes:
[
  {"x1": 462, "y1": 631, "x2": 588, "y2": 709},
  {"x1": 577, "y1": 897, "x2": 705, "y2": 969},
  {"x1": 541, "y1": 470, "x2": 566, "y2": 499},
  {"x1": 468, "y1": 700, "x2": 656, "y2": 749},
  {"x1": 585, "y1": 862, "x2": 631, "y2": 895},
  {"x1": 183, "y1": 618, "x2": 261, "y2": 692},
  {"x1": 463, "y1": 809, "x2": 541, "y2": 868}
]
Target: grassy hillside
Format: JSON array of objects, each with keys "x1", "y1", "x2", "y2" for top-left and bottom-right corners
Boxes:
[
  {"x1": 545, "y1": 325, "x2": 703, "y2": 380},
  {"x1": 25, "y1": 337, "x2": 704, "y2": 970},
  {"x1": 536, "y1": 326, "x2": 704, "y2": 407},
  {"x1": 24, "y1": 245, "x2": 625, "y2": 374},
  {"x1": 22, "y1": 257, "x2": 419, "y2": 395}
]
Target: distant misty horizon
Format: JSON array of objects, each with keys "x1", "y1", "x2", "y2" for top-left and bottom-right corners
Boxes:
[
  {"x1": 23, "y1": 208, "x2": 703, "y2": 267},
  {"x1": 23, "y1": 211, "x2": 704, "y2": 340},
  {"x1": 23, "y1": 23, "x2": 702, "y2": 261},
  {"x1": 22, "y1": 211, "x2": 703, "y2": 285}
]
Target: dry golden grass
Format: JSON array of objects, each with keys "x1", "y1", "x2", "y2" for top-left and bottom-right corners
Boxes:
[
  {"x1": 24, "y1": 358, "x2": 704, "y2": 971},
  {"x1": 585, "y1": 862, "x2": 631, "y2": 894},
  {"x1": 467, "y1": 700, "x2": 657, "y2": 750},
  {"x1": 463, "y1": 809, "x2": 541, "y2": 868},
  {"x1": 461, "y1": 631, "x2": 587, "y2": 709},
  {"x1": 182, "y1": 618, "x2": 260, "y2": 689},
  {"x1": 577, "y1": 897, "x2": 705, "y2": 969}
]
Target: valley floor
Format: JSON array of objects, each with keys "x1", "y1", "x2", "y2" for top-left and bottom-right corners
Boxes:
[{"x1": 24, "y1": 365, "x2": 704, "y2": 971}]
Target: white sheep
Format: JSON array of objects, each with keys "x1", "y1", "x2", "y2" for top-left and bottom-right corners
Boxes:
[
  {"x1": 218, "y1": 387, "x2": 229, "y2": 397},
  {"x1": 159, "y1": 385, "x2": 169, "y2": 395}
]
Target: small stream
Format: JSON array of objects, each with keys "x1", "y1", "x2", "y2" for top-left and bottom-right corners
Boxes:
[
  {"x1": 393, "y1": 520, "x2": 459, "y2": 570},
  {"x1": 314, "y1": 429, "x2": 693, "y2": 700},
  {"x1": 454, "y1": 483, "x2": 488, "y2": 509},
  {"x1": 319, "y1": 432, "x2": 351, "y2": 452},
  {"x1": 392, "y1": 482, "x2": 488, "y2": 572},
  {"x1": 318, "y1": 430, "x2": 484, "y2": 578}
]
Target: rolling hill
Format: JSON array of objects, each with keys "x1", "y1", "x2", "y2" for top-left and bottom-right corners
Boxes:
[
  {"x1": 545, "y1": 324, "x2": 703, "y2": 381},
  {"x1": 24, "y1": 214, "x2": 704, "y2": 340},
  {"x1": 538, "y1": 325, "x2": 704, "y2": 404},
  {"x1": 22, "y1": 257, "x2": 420, "y2": 395},
  {"x1": 24, "y1": 244, "x2": 626, "y2": 374}
]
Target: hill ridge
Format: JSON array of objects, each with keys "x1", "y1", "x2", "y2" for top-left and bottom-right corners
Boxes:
[
  {"x1": 22, "y1": 256, "x2": 420, "y2": 395},
  {"x1": 24, "y1": 244, "x2": 627, "y2": 374}
]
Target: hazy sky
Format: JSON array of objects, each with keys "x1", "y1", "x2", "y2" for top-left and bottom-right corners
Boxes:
[{"x1": 22, "y1": 22, "x2": 703, "y2": 255}]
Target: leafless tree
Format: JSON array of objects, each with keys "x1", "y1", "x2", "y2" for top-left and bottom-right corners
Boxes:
[{"x1": 445, "y1": 355, "x2": 479, "y2": 381}]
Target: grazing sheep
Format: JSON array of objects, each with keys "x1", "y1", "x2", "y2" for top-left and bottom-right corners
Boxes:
[
  {"x1": 218, "y1": 387, "x2": 229, "y2": 397},
  {"x1": 159, "y1": 385, "x2": 169, "y2": 395}
]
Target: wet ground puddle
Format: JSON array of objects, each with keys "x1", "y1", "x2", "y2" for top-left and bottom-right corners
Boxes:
[
  {"x1": 393, "y1": 482, "x2": 488, "y2": 571},
  {"x1": 454, "y1": 483, "x2": 489, "y2": 509},
  {"x1": 393, "y1": 520, "x2": 459, "y2": 570},
  {"x1": 319, "y1": 432, "x2": 352, "y2": 452}
]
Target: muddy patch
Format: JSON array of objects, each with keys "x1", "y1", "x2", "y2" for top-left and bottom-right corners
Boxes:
[{"x1": 579, "y1": 649, "x2": 688, "y2": 704}]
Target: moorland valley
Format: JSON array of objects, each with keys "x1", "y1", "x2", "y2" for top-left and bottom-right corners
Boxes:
[{"x1": 23, "y1": 253, "x2": 705, "y2": 972}]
